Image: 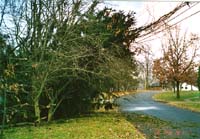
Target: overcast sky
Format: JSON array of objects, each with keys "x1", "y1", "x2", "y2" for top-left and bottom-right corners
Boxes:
[{"x1": 99, "y1": 1, "x2": 200, "y2": 60}]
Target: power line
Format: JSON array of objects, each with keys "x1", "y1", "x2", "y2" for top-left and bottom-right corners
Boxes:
[
  {"x1": 136, "y1": 2, "x2": 187, "y2": 37},
  {"x1": 148, "y1": 2, "x2": 199, "y2": 36},
  {"x1": 136, "y1": 2, "x2": 199, "y2": 43},
  {"x1": 171, "y1": 8, "x2": 200, "y2": 27},
  {"x1": 136, "y1": 4, "x2": 200, "y2": 43},
  {"x1": 166, "y1": 2, "x2": 199, "y2": 24}
]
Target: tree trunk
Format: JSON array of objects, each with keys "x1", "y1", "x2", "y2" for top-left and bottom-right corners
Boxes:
[
  {"x1": 47, "y1": 108, "x2": 53, "y2": 122},
  {"x1": 145, "y1": 65, "x2": 149, "y2": 90},
  {"x1": 118, "y1": 81, "x2": 120, "y2": 92},
  {"x1": 173, "y1": 81, "x2": 176, "y2": 93},
  {"x1": 176, "y1": 81, "x2": 180, "y2": 99},
  {"x1": 1, "y1": 89, "x2": 7, "y2": 137},
  {"x1": 34, "y1": 100, "x2": 41, "y2": 123},
  {"x1": 47, "y1": 98, "x2": 63, "y2": 122}
]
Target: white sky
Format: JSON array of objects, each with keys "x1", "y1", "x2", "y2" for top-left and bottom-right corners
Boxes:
[{"x1": 99, "y1": 1, "x2": 200, "y2": 61}]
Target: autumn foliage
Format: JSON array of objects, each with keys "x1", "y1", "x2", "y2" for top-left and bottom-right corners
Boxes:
[{"x1": 153, "y1": 28, "x2": 199, "y2": 98}]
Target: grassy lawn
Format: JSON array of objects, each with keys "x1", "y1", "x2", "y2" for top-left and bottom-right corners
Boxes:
[
  {"x1": 3, "y1": 111, "x2": 145, "y2": 139},
  {"x1": 153, "y1": 91, "x2": 200, "y2": 112}
]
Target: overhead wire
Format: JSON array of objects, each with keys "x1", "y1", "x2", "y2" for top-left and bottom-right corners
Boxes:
[
  {"x1": 137, "y1": 8, "x2": 200, "y2": 44},
  {"x1": 135, "y1": 2, "x2": 188, "y2": 38},
  {"x1": 136, "y1": 2, "x2": 200, "y2": 43},
  {"x1": 170, "y1": 8, "x2": 200, "y2": 27},
  {"x1": 136, "y1": 5, "x2": 200, "y2": 43},
  {"x1": 165, "y1": 2, "x2": 199, "y2": 24},
  {"x1": 136, "y1": 2, "x2": 199, "y2": 43}
]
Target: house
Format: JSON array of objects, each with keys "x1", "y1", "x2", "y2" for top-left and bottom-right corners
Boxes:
[{"x1": 180, "y1": 82, "x2": 198, "y2": 91}]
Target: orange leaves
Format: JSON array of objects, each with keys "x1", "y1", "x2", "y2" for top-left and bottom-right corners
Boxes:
[
  {"x1": 9, "y1": 83, "x2": 20, "y2": 94},
  {"x1": 115, "y1": 29, "x2": 121, "y2": 36},
  {"x1": 32, "y1": 63, "x2": 38, "y2": 69},
  {"x1": 153, "y1": 58, "x2": 170, "y2": 84},
  {"x1": 3, "y1": 64, "x2": 15, "y2": 77},
  {"x1": 106, "y1": 24, "x2": 112, "y2": 30},
  {"x1": 153, "y1": 28, "x2": 199, "y2": 86}
]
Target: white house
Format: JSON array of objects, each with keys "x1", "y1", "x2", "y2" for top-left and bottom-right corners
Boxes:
[{"x1": 180, "y1": 82, "x2": 198, "y2": 91}]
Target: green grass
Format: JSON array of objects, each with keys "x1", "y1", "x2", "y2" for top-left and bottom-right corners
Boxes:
[
  {"x1": 153, "y1": 91, "x2": 200, "y2": 112},
  {"x1": 3, "y1": 111, "x2": 145, "y2": 139}
]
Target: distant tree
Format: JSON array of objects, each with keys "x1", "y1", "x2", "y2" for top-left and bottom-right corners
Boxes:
[
  {"x1": 153, "y1": 27, "x2": 199, "y2": 98},
  {"x1": 153, "y1": 58, "x2": 169, "y2": 89},
  {"x1": 139, "y1": 46, "x2": 153, "y2": 90},
  {"x1": 183, "y1": 69, "x2": 197, "y2": 90}
]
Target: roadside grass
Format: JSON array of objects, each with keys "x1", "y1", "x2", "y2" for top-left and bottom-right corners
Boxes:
[
  {"x1": 112, "y1": 89, "x2": 158, "y2": 98},
  {"x1": 3, "y1": 111, "x2": 145, "y2": 139},
  {"x1": 153, "y1": 91, "x2": 200, "y2": 112},
  {"x1": 113, "y1": 91, "x2": 137, "y2": 97}
]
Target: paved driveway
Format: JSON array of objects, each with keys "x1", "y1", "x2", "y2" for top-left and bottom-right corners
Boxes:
[{"x1": 116, "y1": 91, "x2": 200, "y2": 138}]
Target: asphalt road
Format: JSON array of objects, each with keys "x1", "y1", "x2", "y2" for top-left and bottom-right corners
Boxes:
[{"x1": 116, "y1": 91, "x2": 200, "y2": 139}]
